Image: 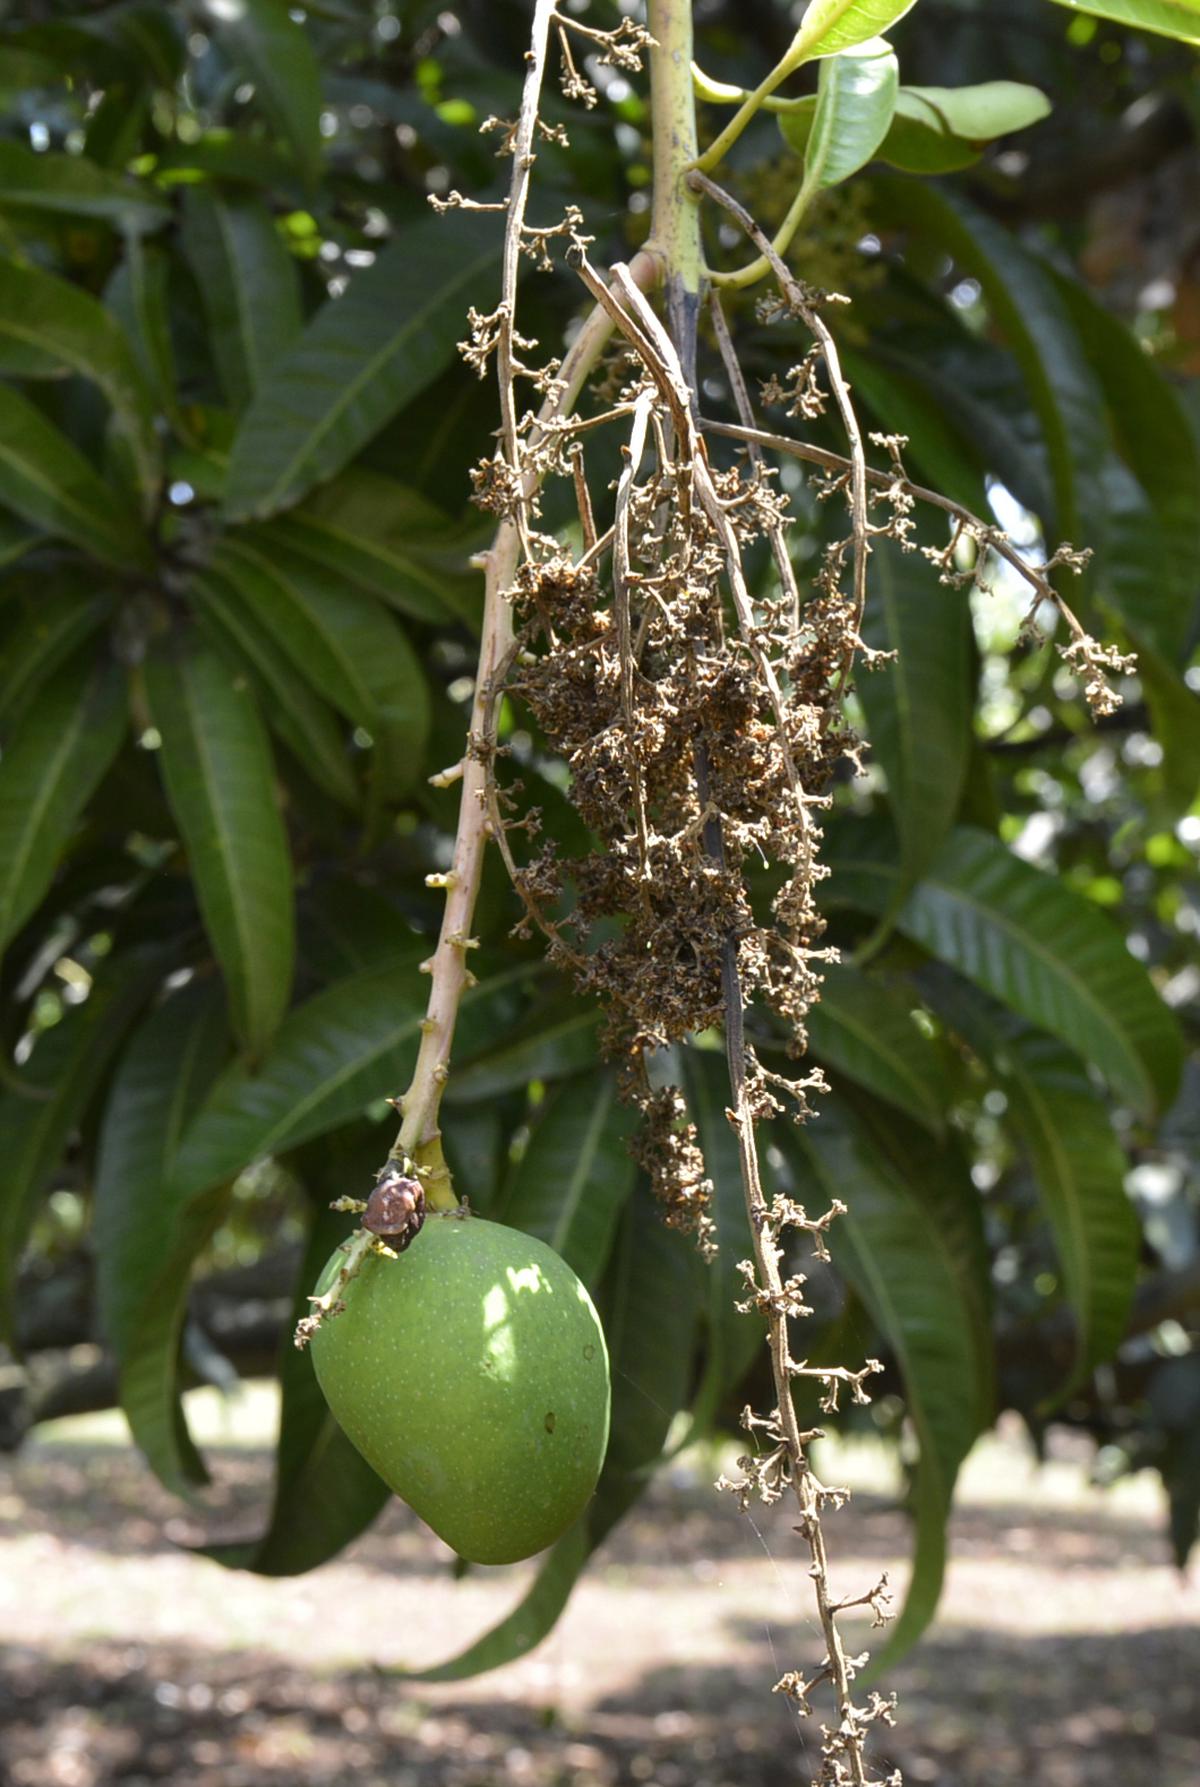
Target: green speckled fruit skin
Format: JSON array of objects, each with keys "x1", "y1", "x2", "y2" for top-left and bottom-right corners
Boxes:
[{"x1": 309, "y1": 1212, "x2": 610, "y2": 1565}]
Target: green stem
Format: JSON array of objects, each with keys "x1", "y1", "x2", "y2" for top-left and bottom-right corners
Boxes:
[{"x1": 647, "y1": 0, "x2": 704, "y2": 356}]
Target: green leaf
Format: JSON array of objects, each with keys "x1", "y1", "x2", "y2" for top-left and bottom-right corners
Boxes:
[
  {"x1": 445, "y1": 1006, "x2": 601, "y2": 1103},
  {"x1": 783, "y1": 1093, "x2": 988, "y2": 1662},
  {"x1": 0, "y1": 656, "x2": 126, "y2": 964},
  {"x1": 202, "y1": 0, "x2": 322, "y2": 180},
  {"x1": 683, "y1": 1049, "x2": 761, "y2": 1433},
  {"x1": 93, "y1": 983, "x2": 230, "y2": 1489},
  {"x1": 223, "y1": 215, "x2": 503, "y2": 521},
  {"x1": 95, "y1": 984, "x2": 231, "y2": 1357},
  {"x1": 801, "y1": 39, "x2": 899, "y2": 192},
  {"x1": 119, "y1": 1177, "x2": 233, "y2": 1492},
  {"x1": 0, "y1": 584, "x2": 112, "y2": 727},
  {"x1": 874, "y1": 181, "x2": 1104, "y2": 549},
  {"x1": 782, "y1": 81, "x2": 1049, "y2": 174},
  {"x1": 199, "y1": 1191, "x2": 390, "y2": 1573},
  {"x1": 212, "y1": 538, "x2": 430, "y2": 790},
  {"x1": 1042, "y1": 0, "x2": 1200, "y2": 46},
  {"x1": 180, "y1": 187, "x2": 302, "y2": 411},
  {"x1": 1139, "y1": 648, "x2": 1200, "y2": 814},
  {"x1": 171, "y1": 957, "x2": 530, "y2": 1202},
  {"x1": 0, "y1": 140, "x2": 169, "y2": 232},
  {"x1": 806, "y1": 962, "x2": 946, "y2": 1132},
  {"x1": 939, "y1": 989, "x2": 1139, "y2": 1402},
  {"x1": 192, "y1": 567, "x2": 360, "y2": 810},
  {"x1": 258, "y1": 468, "x2": 484, "y2": 628},
  {"x1": 842, "y1": 350, "x2": 990, "y2": 512},
  {"x1": 901, "y1": 81, "x2": 1051, "y2": 140},
  {"x1": 825, "y1": 822, "x2": 1183, "y2": 1117},
  {"x1": 0, "y1": 960, "x2": 152, "y2": 1345},
  {"x1": 0, "y1": 384, "x2": 151, "y2": 569},
  {"x1": 105, "y1": 238, "x2": 178, "y2": 427},
  {"x1": 0, "y1": 513, "x2": 40, "y2": 567},
  {"x1": 590, "y1": 1180, "x2": 702, "y2": 1540},
  {"x1": 502, "y1": 1071, "x2": 636, "y2": 1284},
  {"x1": 404, "y1": 1525, "x2": 591, "y2": 1683},
  {"x1": 145, "y1": 643, "x2": 295, "y2": 1057},
  {"x1": 1050, "y1": 269, "x2": 1199, "y2": 664},
  {"x1": 0, "y1": 254, "x2": 160, "y2": 509},
  {"x1": 796, "y1": 0, "x2": 920, "y2": 59},
  {"x1": 857, "y1": 536, "x2": 974, "y2": 909}
]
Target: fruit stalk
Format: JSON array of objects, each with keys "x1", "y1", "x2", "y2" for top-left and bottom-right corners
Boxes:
[{"x1": 388, "y1": 4, "x2": 657, "y2": 1207}]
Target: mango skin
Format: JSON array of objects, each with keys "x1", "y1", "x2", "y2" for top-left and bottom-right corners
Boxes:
[{"x1": 310, "y1": 1212, "x2": 610, "y2": 1565}]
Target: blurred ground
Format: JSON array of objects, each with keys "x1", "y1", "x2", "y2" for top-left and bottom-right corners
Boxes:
[{"x1": 1, "y1": 1386, "x2": 1197, "y2": 1787}]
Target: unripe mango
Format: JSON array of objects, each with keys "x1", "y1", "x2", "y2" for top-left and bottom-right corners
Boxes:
[{"x1": 310, "y1": 1211, "x2": 610, "y2": 1564}]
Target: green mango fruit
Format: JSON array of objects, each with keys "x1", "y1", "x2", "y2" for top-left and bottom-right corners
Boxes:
[{"x1": 310, "y1": 1210, "x2": 611, "y2": 1564}]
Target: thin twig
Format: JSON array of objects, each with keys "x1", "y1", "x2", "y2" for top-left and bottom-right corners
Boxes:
[{"x1": 688, "y1": 169, "x2": 870, "y2": 683}]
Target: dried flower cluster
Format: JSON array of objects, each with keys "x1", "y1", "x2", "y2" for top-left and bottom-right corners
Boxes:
[{"x1": 303, "y1": 7, "x2": 1134, "y2": 1784}]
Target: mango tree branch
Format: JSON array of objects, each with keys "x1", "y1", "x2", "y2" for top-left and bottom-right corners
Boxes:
[{"x1": 390, "y1": 267, "x2": 657, "y2": 1210}]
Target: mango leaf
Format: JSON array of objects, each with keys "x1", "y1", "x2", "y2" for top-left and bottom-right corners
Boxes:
[
  {"x1": 257, "y1": 468, "x2": 484, "y2": 629},
  {"x1": 502, "y1": 1070, "x2": 636, "y2": 1284},
  {"x1": 192, "y1": 567, "x2": 360, "y2": 811},
  {"x1": 119, "y1": 1177, "x2": 233, "y2": 1493},
  {"x1": 94, "y1": 984, "x2": 230, "y2": 1489},
  {"x1": 936, "y1": 986, "x2": 1139, "y2": 1403},
  {"x1": 1050, "y1": 268, "x2": 1199, "y2": 664},
  {"x1": 590, "y1": 1180, "x2": 703, "y2": 1539},
  {"x1": 199, "y1": 1191, "x2": 390, "y2": 1574},
  {"x1": 95, "y1": 983, "x2": 231, "y2": 1355},
  {"x1": 171, "y1": 957, "x2": 533, "y2": 1202},
  {"x1": 902, "y1": 81, "x2": 1051, "y2": 139},
  {"x1": 0, "y1": 254, "x2": 159, "y2": 508},
  {"x1": 0, "y1": 384, "x2": 151, "y2": 569},
  {"x1": 782, "y1": 1093, "x2": 988, "y2": 1663},
  {"x1": 842, "y1": 350, "x2": 990, "y2": 513},
  {"x1": 0, "y1": 513, "x2": 40, "y2": 566},
  {"x1": 297, "y1": 881, "x2": 425, "y2": 981},
  {"x1": 0, "y1": 584, "x2": 112, "y2": 727},
  {"x1": 105, "y1": 238, "x2": 177, "y2": 426},
  {"x1": 795, "y1": 0, "x2": 920, "y2": 59},
  {"x1": 683, "y1": 1049, "x2": 761, "y2": 1434},
  {"x1": 405, "y1": 1525, "x2": 591, "y2": 1684},
  {"x1": 873, "y1": 180, "x2": 1104, "y2": 550},
  {"x1": 1139, "y1": 648, "x2": 1200, "y2": 814},
  {"x1": 145, "y1": 643, "x2": 295, "y2": 1058},
  {"x1": 1042, "y1": 0, "x2": 1200, "y2": 46},
  {"x1": 0, "y1": 139, "x2": 168, "y2": 232},
  {"x1": 0, "y1": 959, "x2": 153, "y2": 1345},
  {"x1": 800, "y1": 39, "x2": 899, "y2": 192},
  {"x1": 445, "y1": 1006, "x2": 601, "y2": 1103},
  {"x1": 0, "y1": 656, "x2": 126, "y2": 964},
  {"x1": 202, "y1": 0, "x2": 322, "y2": 180},
  {"x1": 857, "y1": 536, "x2": 974, "y2": 913},
  {"x1": 180, "y1": 187, "x2": 302, "y2": 411},
  {"x1": 825, "y1": 821, "x2": 1183, "y2": 1117},
  {"x1": 211, "y1": 538, "x2": 430, "y2": 783},
  {"x1": 853, "y1": 1097, "x2": 995, "y2": 1425},
  {"x1": 806, "y1": 961, "x2": 945, "y2": 1132},
  {"x1": 1148, "y1": 1359, "x2": 1200, "y2": 1568},
  {"x1": 442, "y1": 1102, "x2": 509, "y2": 1219},
  {"x1": 781, "y1": 82, "x2": 1049, "y2": 174},
  {"x1": 223, "y1": 215, "x2": 503, "y2": 521}
]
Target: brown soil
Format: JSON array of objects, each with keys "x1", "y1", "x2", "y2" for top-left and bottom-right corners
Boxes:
[{"x1": 1, "y1": 1408, "x2": 1196, "y2": 1787}]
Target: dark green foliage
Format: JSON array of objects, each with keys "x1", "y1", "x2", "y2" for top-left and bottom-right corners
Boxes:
[{"x1": 1, "y1": 0, "x2": 1197, "y2": 1676}]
